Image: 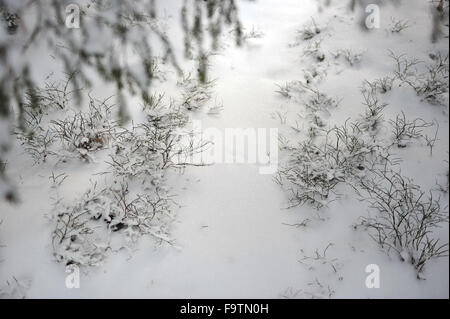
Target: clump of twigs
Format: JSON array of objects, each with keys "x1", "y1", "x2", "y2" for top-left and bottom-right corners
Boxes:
[
  {"x1": 14, "y1": 74, "x2": 80, "y2": 163},
  {"x1": 389, "y1": 18, "x2": 409, "y2": 33},
  {"x1": 299, "y1": 243, "x2": 342, "y2": 275},
  {"x1": 303, "y1": 65, "x2": 328, "y2": 86},
  {"x1": 276, "y1": 81, "x2": 395, "y2": 209},
  {"x1": 108, "y1": 99, "x2": 209, "y2": 183},
  {"x1": 242, "y1": 26, "x2": 265, "y2": 41},
  {"x1": 38, "y1": 69, "x2": 213, "y2": 270},
  {"x1": 178, "y1": 73, "x2": 216, "y2": 111},
  {"x1": 52, "y1": 185, "x2": 110, "y2": 267},
  {"x1": 303, "y1": 86, "x2": 340, "y2": 138},
  {"x1": 50, "y1": 97, "x2": 116, "y2": 162},
  {"x1": 390, "y1": 51, "x2": 449, "y2": 106},
  {"x1": 52, "y1": 181, "x2": 175, "y2": 267},
  {"x1": 333, "y1": 49, "x2": 364, "y2": 67},
  {"x1": 389, "y1": 112, "x2": 434, "y2": 148},
  {"x1": 15, "y1": 75, "x2": 116, "y2": 164},
  {"x1": 304, "y1": 86, "x2": 340, "y2": 113},
  {"x1": 355, "y1": 169, "x2": 449, "y2": 277},
  {"x1": 277, "y1": 137, "x2": 343, "y2": 209},
  {"x1": 276, "y1": 81, "x2": 337, "y2": 110},
  {"x1": 359, "y1": 90, "x2": 388, "y2": 134},
  {"x1": 277, "y1": 119, "x2": 390, "y2": 209},
  {"x1": 417, "y1": 53, "x2": 449, "y2": 106},
  {"x1": 27, "y1": 72, "x2": 81, "y2": 112},
  {"x1": 303, "y1": 39, "x2": 326, "y2": 63},
  {"x1": 296, "y1": 243, "x2": 343, "y2": 299},
  {"x1": 276, "y1": 19, "x2": 449, "y2": 280},
  {"x1": 15, "y1": 115, "x2": 56, "y2": 163},
  {"x1": 142, "y1": 91, "x2": 165, "y2": 111},
  {"x1": 363, "y1": 76, "x2": 395, "y2": 95},
  {"x1": 275, "y1": 81, "x2": 299, "y2": 99},
  {"x1": 296, "y1": 18, "x2": 322, "y2": 41},
  {"x1": 50, "y1": 93, "x2": 209, "y2": 269}
]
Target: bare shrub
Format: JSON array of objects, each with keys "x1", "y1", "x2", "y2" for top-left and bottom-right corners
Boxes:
[
  {"x1": 390, "y1": 51, "x2": 449, "y2": 106},
  {"x1": 141, "y1": 91, "x2": 165, "y2": 111},
  {"x1": 15, "y1": 119, "x2": 56, "y2": 164},
  {"x1": 303, "y1": 39, "x2": 326, "y2": 62},
  {"x1": 304, "y1": 86, "x2": 340, "y2": 113},
  {"x1": 389, "y1": 112, "x2": 434, "y2": 148},
  {"x1": 296, "y1": 18, "x2": 321, "y2": 41},
  {"x1": 417, "y1": 53, "x2": 449, "y2": 106},
  {"x1": 363, "y1": 76, "x2": 395, "y2": 94},
  {"x1": 50, "y1": 98, "x2": 117, "y2": 162},
  {"x1": 15, "y1": 75, "x2": 116, "y2": 164},
  {"x1": 178, "y1": 73, "x2": 216, "y2": 111},
  {"x1": 359, "y1": 90, "x2": 387, "y2": 133},
  {"x1": 296, "y1": 243, "x2": 343, "y2": 299},
  {"x1": 333, "y1": 49, "x2": 364, "y2": 66},
  {"x1": 275, "y1": 81, "x2": 300, "y2": 99},
  {"x1": 52, "y1": 181, "x2": 175, "y2": 267},
  {"x1": 277, "y1": 120, "x2": 390, "y2": 209},
  {"x1": 108, "y1": 103, "x2": 208, "y2": 184},
  {"x1": 424, "y1": 121, "x2": 440, "y2": 156},
  {"x1": 242, "y1": 26, "x2": 265, "y2": 41},
  {"x1": 389, "y1": 18, "x2": 409, "y2": 33},
  {"x1": 356, "y1": 169, "x2": 449, "y2": 277}
]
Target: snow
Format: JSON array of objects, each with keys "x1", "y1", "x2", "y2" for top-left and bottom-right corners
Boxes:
[{"x1": 0, "y1": 0, "x2": 448, "y2": 298}]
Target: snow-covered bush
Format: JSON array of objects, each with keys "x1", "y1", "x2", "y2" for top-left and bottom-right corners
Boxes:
[
  {"x1": 390, "y1": 51, "x2": 449, "y2": 107},
  {"x1": 295, "y1": 18, "x2": 322, "y2": 42},
  {"x1": 15, "y1": 92, "x2": 116, "y2": 164},
  {"x1": 242, "y1": 26, "x2": 265, "y2": 41},
  {"x1": 109, "y1": 100, "x2": 208, "y2": 182},
  {"x1": 50, "y1": 93, "x2": 210, "y2": 268},
  {"x1": 388, "y1": 17, "x2": 409, "y2": 34},
  {"x1": 356, "y1": 169, "x2": 449, "y2": 277},
  {"x1": 52, "y1": 181, "x2": 174, "y2": 267},
  {"x1": 275, "y1": 81, "x2": 300, "y2": 99},
  {"x1": 52, "y1": 185, "x2": 109, "y2": 267},
  {"x1": 389, "y1": 112, "x2": 433, "y2": 148},
  {"x1": 304, "y1": 87, "x2": 340, "y2": 114},
  {"x1": 305, "y1": 88, "x2": 340, "y2": 138},
  {"x1": 303, "y1": 39, "x2": 326, "y2": 63},
  {"x1": 303, "y1": 65, "x2": 329, "y2": 86},
  {"x1": 276, "y1": 81, "x2": 325, "y2": 104},
  {"x1": 416, "y1": 53, "x2": 449, "y2": 106},
  {"x1": 276, "y1": 81, "x2": 339, "y2": 138},
  {"x1": 333, "y1": 49, "x2": 364, "y2": 67},
  {"x1": 359, "y1": 90, "x2": 387, "y2": 134},
  {"x1": 15, "y1": 124, "x2": 55, "y2": 164},
  {"x1": 178, "y1": 73, "x2": 216, "y2": 111},
  {"x1": 276, "y1": 80, "x2": 393, "y2": 209},
  {"x1": 12, "y1": 74, "x2": 81, "y2": 163},
  {"x1": 363, "y1": 76, "x2": 395, "y2": 95},
  {"x1": 50, "y1": 99, "x2": 116, "y2": 162},
  {"x1": 277, "y1": 120, "x2": 390, "y2": 209},
  {"x1": 277, "y1": 138, "x2": 343, "y2": 209}
]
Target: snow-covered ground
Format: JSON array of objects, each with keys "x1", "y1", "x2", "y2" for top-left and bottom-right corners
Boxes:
[{"x1": 0, "y1": 0, "x2": 448, "y2": 298}]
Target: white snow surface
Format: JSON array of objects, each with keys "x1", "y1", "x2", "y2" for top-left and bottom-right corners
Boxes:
[{"x1": 0, "y1": 0, "x2": 448, "y2": 298}]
